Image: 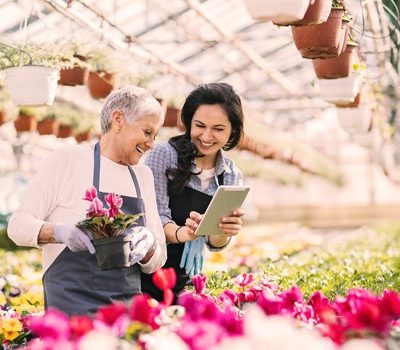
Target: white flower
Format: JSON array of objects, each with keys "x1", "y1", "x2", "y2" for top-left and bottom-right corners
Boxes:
[
  {"x1": 140, "y1": 327, "x2": 189, "y2": 350},
  {"x1": 341, "y1": 339, "x2": 384, "y2": 350},
  {"x1": 78, "y1": 330, "x2": 119, "y2": 350},
  {"x1": 210, "y1": 337, "x2": 252, "y2": 350}
]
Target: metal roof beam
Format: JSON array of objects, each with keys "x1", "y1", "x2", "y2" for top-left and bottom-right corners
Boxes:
[{"x1": 186, "y1": 0, "x2": 302, "y2": 96}]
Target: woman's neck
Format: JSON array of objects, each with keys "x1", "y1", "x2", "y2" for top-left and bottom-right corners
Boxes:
[
  {"x1": 99, "y1": 135, "x2": 123, "y2": 165},
  {"x1": 195, "y1": 153, "x2": 217, "y2": 170}
]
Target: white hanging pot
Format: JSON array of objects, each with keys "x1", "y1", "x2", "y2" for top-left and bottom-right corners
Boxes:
[
  {"x1": 244, "y1": 0, "x2": 311, "y2": 24},
  {"x1": 318, "y1": 73, "x2": 362, "y2": 105},
  {"x1": 4, "y1": 65, "x2": 60, "y2": 106},
  {"x1": 336, "y1": 105, "x2": 372, "y2": 134}
]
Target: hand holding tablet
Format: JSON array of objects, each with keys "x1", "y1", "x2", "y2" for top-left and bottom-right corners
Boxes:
[{"x1": 194, "y1": 186, "x2": 250, "y2": 236}]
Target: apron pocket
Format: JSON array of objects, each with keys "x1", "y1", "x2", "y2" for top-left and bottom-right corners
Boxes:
[{"x1": 91, "y1": 263, "x2": 141, "y2": 292}]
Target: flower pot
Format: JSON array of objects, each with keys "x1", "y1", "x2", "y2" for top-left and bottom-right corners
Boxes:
[
  {"x1": 14, "y1": 114, "x2": 37, "y2": 133},
  {"x1": 57, "y1": 124, "x2": 73, "y2": 138},
  {"x1": 291, "y1": 8, "x2": 344, "y2": 59},
  {"x1": 318, "y1": 73, "x2": 362, "y2": 104},
  {"x1": 336, "y1": 105, "x2": 372, "y2": 134},
  {"x1": 4, "y1": 66, "x2": 59, "y2": 106},
  {"x1": 335, "y1": 90, "x2": 362, "y2": 108},
  {"x1": 0, "y1": 111, "x2": 8, "y2": 126},
  {"x1": 37, "y1": 119, "x2": 59, "y2": 135},
  {"x1": 75, "y1": 131, "x2": 91, "y2": 143},
  {"x1": 286, "y1": 0, "x2": 332, "y2": 26},
  {"x1": 87, "y1": 71, "x2": 117, "y2": 99},
  {"x1": 59, "y1": 66, "x2": 89, "y2": 86},
  {"x1": 312, "y1": 43, "x2": 357, "y2": 79},
  {"x1": 323, "y1": 19, "x2": 349, "y2": 57},
  {"x1": 164, "y1": 106, "x2": 180, "y2": 127},
  {"x1": 92, "y1": 233, "x2": 133, "y2": 270},
  {"x1": 245, "y1": 0, "x2": 310, "y2": 24}
]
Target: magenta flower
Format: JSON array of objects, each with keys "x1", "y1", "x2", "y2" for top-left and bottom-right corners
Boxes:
[
  {"x1": 219, "y1": 290, "x2": 239, "y2": 306},
  {"x1": 193, "y1": 274, "x2": 207, "y2": 295},
  {"x1": 234, "y1": 273, "x2": 254, "y2": 288},
  {"x1": 95, "y1": 302, "x2": 127, "y2": 326},
  {"x1": 28, "y1": 308, "x2": 71, "y2": 341},
  {"x1": 87, "y1": 198, "x2": 108, "y2": 217},
  {"x1": 105, "y1": 193, "x2": 123, "y2": 218},
  {"x1": 82, "y1": 186, "x2": 98, "y2": 202}
]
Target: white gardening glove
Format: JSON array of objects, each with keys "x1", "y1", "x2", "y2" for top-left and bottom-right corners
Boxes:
[
  {"x1": 128, "y1": 226, "x2": 156, "y2": 265},
  {"x1": 54, "y1": 223, "x2": 95, "y2": 254}
]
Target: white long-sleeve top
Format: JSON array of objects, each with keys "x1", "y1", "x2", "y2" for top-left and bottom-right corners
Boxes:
[{"x1": 7, "y1": 144, "x2": 167, "y2": 274}]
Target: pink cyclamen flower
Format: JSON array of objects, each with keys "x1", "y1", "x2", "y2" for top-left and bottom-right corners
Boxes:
[
  {"x1": 193, "y1": 274, "x2": 207, "y2": 295},
  {"x1": 28, "y1": 308, "x2": 71, "y2": 341},
  {"x1": 105, "y1": 193, "x2": 123, "y2": 209},
  {"x1": 82, "y1": 186, "x2": 98, "y2": 202},
  {"x1": 87, "y1": 198, "x2": 108, "y2": 217},
  {"x1": 234, "y1": 273, "x2": 254, "y2": 288}
]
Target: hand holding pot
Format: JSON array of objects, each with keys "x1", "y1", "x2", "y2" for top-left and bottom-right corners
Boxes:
[
  {"x1": 54, "y1": 223, "x2": 95, "y2": 254},
  {"x1": 129, "y1": 226, "x2": 156, "y2": 265}
]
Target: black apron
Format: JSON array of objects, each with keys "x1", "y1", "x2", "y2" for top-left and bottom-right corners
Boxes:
[
  {"x1": 141, "y1": 173, "x2": 224, "y2": 302},
  {"x1": 43, "y1": 142, "x2": 146, "y2": 316}
]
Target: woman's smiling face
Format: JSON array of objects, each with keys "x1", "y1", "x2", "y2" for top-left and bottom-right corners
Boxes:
[
  {"x1": 117, "y1": 113, "x2": 162, "y2": 165},
  {"x1": 190, "y1": 104, "x2": 232, "y2": 159}
]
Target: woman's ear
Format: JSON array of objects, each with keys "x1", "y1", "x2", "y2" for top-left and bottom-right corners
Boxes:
[{"x1": 111, "y1": 110, "x2": 125, "y2": 133}]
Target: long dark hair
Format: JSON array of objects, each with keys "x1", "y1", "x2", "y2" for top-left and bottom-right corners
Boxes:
[{"x1": 167, "y1": 83, "x2": 244, "y2": 196}]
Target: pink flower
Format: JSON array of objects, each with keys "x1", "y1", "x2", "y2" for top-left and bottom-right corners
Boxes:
[
  {"x1": 82, "y1": 186, "x2": 98, "y2": 202},
  {"x1": 105, "y1": 193, "x2": 123, "y2": 218},
  {"x1": 219, "y1": 290, "x2": 239, "y2": 306},
  {"x1": 87, "y1": 198, "x2": 108, "y2": 217},
  {"x1": 129, "y1": 294, "x2": 161, "y2": 329},
  {"x1": 28, "y1": 308, "x2": 71, "y2": 341},
  {"x1": 193, "y1": 274, "x2": 207, "y2": 295},
  {"x1": 234, "y1": 273, "x2": 254, "y2": 288},
  {"x1": 70, "y1": 315, "x2": 93, "y2": 338},
  {"x1": 153, "y1": 268, "x2": 177, "y2": 291},
  {"x1": 95, "y1": 302, "x2": 127, "y2": 327}
]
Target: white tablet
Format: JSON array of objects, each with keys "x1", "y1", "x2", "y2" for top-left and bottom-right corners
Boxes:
[{"x1": 195, "y1": 185, "x2": 250, "y2": 236}]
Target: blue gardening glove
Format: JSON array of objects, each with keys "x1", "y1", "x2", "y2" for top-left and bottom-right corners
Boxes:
[
  {"x1": 128, "y1": 226, "x2": 156, "y2": 265},
  {"x1": 180, "y1": 237, "x2": 205, "y2": 276},
  {"x1": 55, "y1": 223, "x2": 95, "y2": 254}
]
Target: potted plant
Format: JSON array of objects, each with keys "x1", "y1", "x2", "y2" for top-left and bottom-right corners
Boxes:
[
  {"x1": 0, "y1": 105, "x2": 7, "y2": 126},
  {"x1": 276, "y1": 0, "x2": 333, "y2": 26},
  {"x1": 77, "y1": 187, "x2": 142, "y2": 270},
  {"x1": 73, "y1": 111, "x2": 98, "y2": 143},
  {"x1": 0, "y1": 42, "x2": 75, "y2": 106},
  {"x1": 336, "y1": 104, "x2": 372, "y2": 134},
  {"x1": 244, "y1": 0, "x2": 311, "y2": 24},
  {"x1": 312, "y1": 36, "x2": 358, "y2": 79},
  {"x1": 164, "y1": 97, "x2": 184, "y2": 128},
  {"x1": 58, "y1": 42, "x2": 90, "y2": 86},
  {"x1": 86, "y1": 48, "x2": 118, "y2": 99},
  {"x1": 37, "y1": 107, "x2": 59, "y2": 136},
  {"x1": 55, "y1": 105, "x2": 79, "y2": 139},
  {"x1": 14, "y1": 107, "x2": 41, "y2": 133},
  {"x1": 291, "y1": 0, "x2": 345, "y2": 59}
]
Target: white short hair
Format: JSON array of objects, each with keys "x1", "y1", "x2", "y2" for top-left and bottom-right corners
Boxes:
[{"x1": 100, "y1": 86, "x2": 164, "y2": 134}]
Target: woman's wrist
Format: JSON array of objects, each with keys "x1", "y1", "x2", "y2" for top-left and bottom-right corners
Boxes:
[{"x1": 175, "y1": 226, "x2": 184, "y2": 244}]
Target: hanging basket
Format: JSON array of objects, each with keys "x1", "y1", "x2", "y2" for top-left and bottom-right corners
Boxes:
[
  {"x1": 245, "y1": 0, "x2": 311, "y2": 24},
  {"x1": 291, "y1": 8, "x2": 344, "y2": 59},
  {"x1": 336, "y1": 105, "x2": 372, "y2": 134},
  {"x1": 312, "y1": 42, "x2": 357, "y2": 79},
  {"x1": 87, "y1": 71, "x2": 117, "y2": 99},
  {"x1": 75, "y1": 131, "x2": 91, "y2": 143},
  {"x1": 335, "y1": 89, "x2": 362, "y2": 108},
  {"x1": 0, "y1": 111, "x2": 8, "y2": 126},
  {"x1": 318, "y1": 73, "x2": 362, "y2": 104},
  {"x1": 4, "y1": 66, "x2": 59, "y2": 106},
  {"x1": 280, "y1": 0, "x2": 332, "y2": 26},
  {"x1": 57, "y1": 124, "x2": 73, "y2": 138},
  {"x1": 163, "y1": 106, "x2": 180, "y2": 127}
]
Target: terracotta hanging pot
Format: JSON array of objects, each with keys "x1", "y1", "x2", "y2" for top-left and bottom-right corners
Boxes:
[
  {"x1": 335, "y1": 89, "x2": 362, "y2": 108},
  {"x1": 75, "y1": 131, "x2": 91, "y2": 143},
  {"x1": 87, "y1": 71, "x2": 117, "y2": 99},
  {"x1": 14, "y1": 113, "x2": 37, "y2": 133},
  {"x1": 163, "y1": 106, "x2": 180, "y2": 127},
  {"x1": 291, "y1": 8, "x2": 344, "y2": 59},
  {"x1": 0, "y1": 111, "x2": 8, "y2": 126},
  {"x1": 59, "y1": 67, "x2": 89, "y2": 86},
  {"x1": 323, "y1": 18, "x2": 349, "y2": 57},
  {"x1": 57, "y1": 124, "x2": 73, "y2": 138},
  {"x1": 37, "y1": 118, "x2": 59, "y2": 136},
  {"x1": 312, "y1": 42, "x2": 357, "y2": 79},
  {"x1": 285, "y1": 0, "x2": 332, "y2": 26}
]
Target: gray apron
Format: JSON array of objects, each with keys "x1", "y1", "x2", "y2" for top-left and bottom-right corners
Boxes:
[{"x1": 43, "y1": 142, "x2": 146, "y2": 316}]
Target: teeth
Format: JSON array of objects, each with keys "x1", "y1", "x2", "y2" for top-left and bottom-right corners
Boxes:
[
  {"x1": 200, "y1": 141, "x2": 213, "y2": 147},
  {"x1": 136, "y1": 146, "x2": 144, "y2": 154}
]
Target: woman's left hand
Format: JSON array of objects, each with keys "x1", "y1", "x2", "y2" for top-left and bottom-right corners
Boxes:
[{"x1": 219, "y1": 209, "x2": 244, "y2": 236}]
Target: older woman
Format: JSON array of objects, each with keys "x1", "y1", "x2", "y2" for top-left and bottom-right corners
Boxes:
[{"x1": 8, "y1": 86, "x2": 167, "y2": 316}]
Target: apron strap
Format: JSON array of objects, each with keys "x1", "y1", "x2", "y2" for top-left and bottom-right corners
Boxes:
[{"x1": 93, "y1": 142, "x2": 142, "y2": 198}]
